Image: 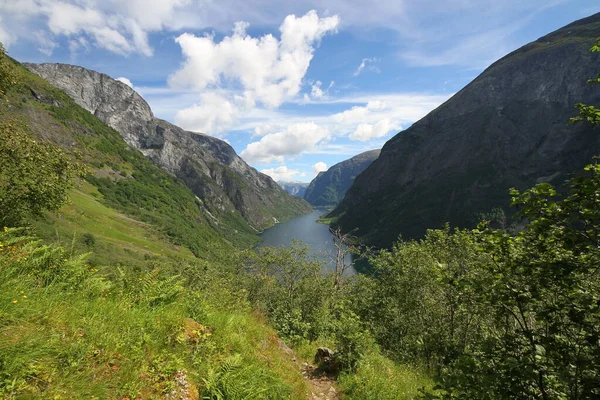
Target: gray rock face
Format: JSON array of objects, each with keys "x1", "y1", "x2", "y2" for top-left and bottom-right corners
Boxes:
[
  {"x1": 330, "y1": 13, "x2": 600, "y2": 248},
  {"x1": 278, "y1": 181, "x2": 309, "y2": 198},
  {"x1": 304, "y1": 149, "x2": 380, "y2": 207},
  {"x1": 25, "y1": 63, "x2": 310, "y2": 230}
]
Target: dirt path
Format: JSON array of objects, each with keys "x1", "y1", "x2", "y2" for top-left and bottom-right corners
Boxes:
[
  {"x1": 278, "y1": 339, "x2": 340, "y2": 400},
  {"x1": 301, "y1": 364, "x2": 340, "y2": 400}
]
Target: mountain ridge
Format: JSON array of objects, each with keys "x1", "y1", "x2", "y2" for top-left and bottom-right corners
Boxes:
[
  {"x1": 304, "y1": 149, "x2": 380, "y2": 207},
  {"x1": 25, "y1": 62, "x2": 311, "y2": 232},
  {"x1": 330, "y1": 13, "x2": 600, "y2": 247}
]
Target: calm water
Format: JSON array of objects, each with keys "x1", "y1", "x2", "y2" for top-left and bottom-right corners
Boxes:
[{"x1": 258, "y1": 209, "x2": 355, "y2": 274}]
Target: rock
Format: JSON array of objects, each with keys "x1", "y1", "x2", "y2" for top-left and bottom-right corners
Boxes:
[
  {"x1": 278, "y1": 181, "x2": 309, "y2": 198},
  {"x1": 330, "y1": 13, "x2": 600, "y2": 247},
  {"x1": 314, "y1": 347, "x2": 339, "y2": 372},
  {"x1": 24, "y1": 63, "x2": 311, "y2": 233},
  {"x1": 304, "y1": 149, "x2": 380, "y2": 207}
]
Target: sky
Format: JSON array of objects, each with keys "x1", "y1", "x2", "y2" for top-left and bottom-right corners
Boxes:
[{"x1": 1, "y1": 1, "x2": 599, "y2": 182}]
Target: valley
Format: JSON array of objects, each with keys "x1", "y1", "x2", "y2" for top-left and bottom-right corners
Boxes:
[{"x1": 1, "y1": 6, "x2": 600, "y2": 400}]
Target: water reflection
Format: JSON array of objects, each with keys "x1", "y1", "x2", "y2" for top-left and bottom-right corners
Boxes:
[{"x1": 258, "y1": 209, "x2": 355, "y2": 275}]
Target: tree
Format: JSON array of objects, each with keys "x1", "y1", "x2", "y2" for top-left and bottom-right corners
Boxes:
[
  {"x1": 433, "y1": 41, "x2": 600, "y2": 400},
  {"x1": 0, "y1": 47, "x2": 86, "y2": 227},
  {"x1": 329, "y1": 226, "x2": 360, "y2": 289}
]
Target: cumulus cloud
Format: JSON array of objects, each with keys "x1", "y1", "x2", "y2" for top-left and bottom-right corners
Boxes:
[
  {"x1": 241, "y1": 122, "x2": 330, "y2": 163},
  {"x1": 0, "y1": 0, "x2": 190, "y2": 55},
  {"x1": 169, "y1": 10, "x2": 340, "y2": 108},
  {"x1": 116, "y1": 77, "x2": 134, "y2": 88},
  {"x1": 313, "y1": 162, "x2": 328, "y2": 175},
  {"x1": 350, "y1": 118, "x2": 394, "y2": 141},
  {"x1": 332, "y1": 101, "x2": 388, "y2": 124},
  {"x1": 252, "y1": 124, "x2": 273, "y2": 137},
  {"x1": 174, "y1": 92, "x2": 238, "y2": 136},
  {"x1": 304, "y1": 80, "x2": 334, "y2": 102},
  {"x1": 353, "y1": 57, "x2": 381, "y2": 77},
  {"x1": 261, "y1": 165, "x2": 302, "y2": 181}
]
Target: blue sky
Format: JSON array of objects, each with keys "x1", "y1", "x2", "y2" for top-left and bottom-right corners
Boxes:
[{"x1": 2, "y1": 1, "x2": 599, "y2": 182}]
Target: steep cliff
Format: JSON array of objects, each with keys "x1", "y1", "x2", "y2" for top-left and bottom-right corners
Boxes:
[
  {"x1": 330, "y1": 13, "x2": 600, "y2": 248},
  {"x1": 25, "y1": 63, "x2": 311, "y2": 231},
  {"x1": 304, "y1": 150, "x2": 380, "y2": 207},
  {"x1": 278, "y1": 181, "x2": 310, "y2": 198}
]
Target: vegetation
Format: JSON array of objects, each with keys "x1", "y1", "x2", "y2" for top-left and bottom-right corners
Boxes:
[
  {"x1": 2, "y1": 39, "x2": 600, "y2": 400},
  {"x1": 0, "y1": 228, "x2": 307, "y2": 399},
  {"x1": 0, "y1": 49, "x2": 259, "y2": 258},
  {"x1": 0, "y1": 119, "x2": 86, "y2": 227}
]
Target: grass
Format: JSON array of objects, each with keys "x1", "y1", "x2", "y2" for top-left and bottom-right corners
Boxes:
[
  {"x1": 338, "y1": 352, "x2": 434, "y2": 399},
  {"x1": 3, "y1": 58, "x2": 263, "y2": 259},
  {"x1": 0, "y1": 228, "x2": 308, "y2": 399},
  {"x1": 31, "y1": 181, "x2": 197, "y2": 267}
]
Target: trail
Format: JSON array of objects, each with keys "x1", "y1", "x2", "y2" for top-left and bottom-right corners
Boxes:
[
  {"x1": 278, "y1": 339, "x2": 340, "y2": 400},
  {"x1": 302, "y1": 363, "x2": 340, "y2": 400}
]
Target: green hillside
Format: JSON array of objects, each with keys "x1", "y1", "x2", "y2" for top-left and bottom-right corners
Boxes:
[
  {"x1": 1, "y1": 49, "x2": 433, "y2": 399},
  {"x1": 1, "y1": 56, "x2": 263, "y2": 263}
]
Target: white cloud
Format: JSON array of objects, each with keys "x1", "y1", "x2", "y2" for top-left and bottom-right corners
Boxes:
[
  {"x1": 33, "y1": 31, "x2": 57, "y2": 56},
  {"x1": 313, "y1": 162, "x2": 328, "y2": 174},
  {"x1": 353, "y1": 57, "x2": 381, "y2": 77},
  {"x1": 311, "y1": 81, "x2": 324, "y2": 99},
  {"x1": 0, "y1": 0, "x2": 568, "y2": 70},
  {"x1": 350, "y1": 118, "x2": 394, "y2": 141},
  {"x1": 241, "y1": 122, "x2": 330, "y2": 163},
  {"x1": 0, "y1": 0, "x2": 191, "y2": 56},
  {"x1": 306, "y1": 80, "x2": 334, "y2": 101},
  {"x1": 169, "y1": 10, "x2": 340, "y2": 108},
  {"x1": 0, "y1": 17, "x2": 14, "y2": 48},
  {"x1": 332, "y1": 100, "x2": 387, "y2": 124},
  {"x1": 174, "y1": 92, "x2": 238, "y2": 136},
  {"x1": 68, "y1": 37, "x2": 90, "y2": 55},
  {"x1": 116, "y1": 77, "x2": 134, "y2": 88},
  {"x1": 261, "y1": 165, "x2": 302, "y2": 181}
]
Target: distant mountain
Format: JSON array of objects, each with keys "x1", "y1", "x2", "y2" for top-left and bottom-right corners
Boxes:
[
  {"x1": 26, "y1": 63, "x2": 311, "y2": 233},
  {"x1": 278, "y1": 181, "x2": 309, "y2": 198},
  {"x1": 304, "y1": 149, "x2": 380, "y2": 207},
  {"x1": 330, "y1": 13, "x2": 600, "y2": 248}
]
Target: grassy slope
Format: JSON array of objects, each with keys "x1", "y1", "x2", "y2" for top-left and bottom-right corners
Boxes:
[
  {"x1": 3, "y1": 58, "x2": 260, "y2": 262},
  {"x1": 0, "y1": 228, "x2": 308, "y2": 399},
  {"x1": 0, "y1": 59, "x2": 309, "y2": 399},
  {"x1": 32, "y1": 182, "x2": 197, "y2": 267},
  {"x1": 1, "y1": 56, "x2": 434, "y2": 399}
]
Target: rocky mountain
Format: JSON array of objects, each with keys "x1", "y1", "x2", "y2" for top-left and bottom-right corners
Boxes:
[
  {"x1": 278, "y1": 181, "x2": 309, "y2": 198},
  {"x1": 304, "y1": 150, "x2": 380, "y2": 207},
  {"x1": 330, "y1": 13, "x2": 600, "y2": 248},
  {"x1": 25, "y1": 63, "x2": 311, "y2": 232}
]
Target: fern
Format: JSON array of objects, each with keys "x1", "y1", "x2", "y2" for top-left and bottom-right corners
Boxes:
[{"x1": 202, "y1": 354, "x2": 273, "y2": 400}]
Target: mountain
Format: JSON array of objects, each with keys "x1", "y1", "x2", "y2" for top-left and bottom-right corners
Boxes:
[
  {"x1": 278, "y1": 181, "x2": 310, "y2": 198},
  {"x1": 304, "y1": 149, "x2": 380, "y2": 207},
  {"x1": 330, "y1": 13, "x2": 600, "y2": 248},
  {"x1": 24, "y1": 63, "x2": 311, "y2": 232}
]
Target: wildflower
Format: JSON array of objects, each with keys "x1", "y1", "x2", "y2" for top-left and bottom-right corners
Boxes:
[
  {"x1": 12, "y1": 299, "x2": 17, "y2": 304},
  {"x1": 22, "y1": 295, "x2": 27, "y2": 299},
  {"x1": 3, "y1": 227, "x2": 8, "y2": 232}
]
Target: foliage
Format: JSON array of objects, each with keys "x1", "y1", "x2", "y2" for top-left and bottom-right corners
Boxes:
[
  {"x1": 338, "y1": 352, "x2": 434, "y2": 400},
  {"x1": 0, "y1": 44, "x2": 19, "y2": 99},
  {"x1": 329, "y1": 304, "x2": 375, "y2": 372},
  {"x1": 0, "y1": 119, "x2": 86, "y2": 227},
  {"x1": 243, "y1": 242, "x2": 334, "y2": 343},
  {"x1": 432, "y1": 161, "x2": 600, "y2": 399},
  {"x1": 348, "y1": 227, "x2": 489, "y2": 371},
  {"x1": 0, "y1": 228, "x2": 308, "y2": 399}
]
